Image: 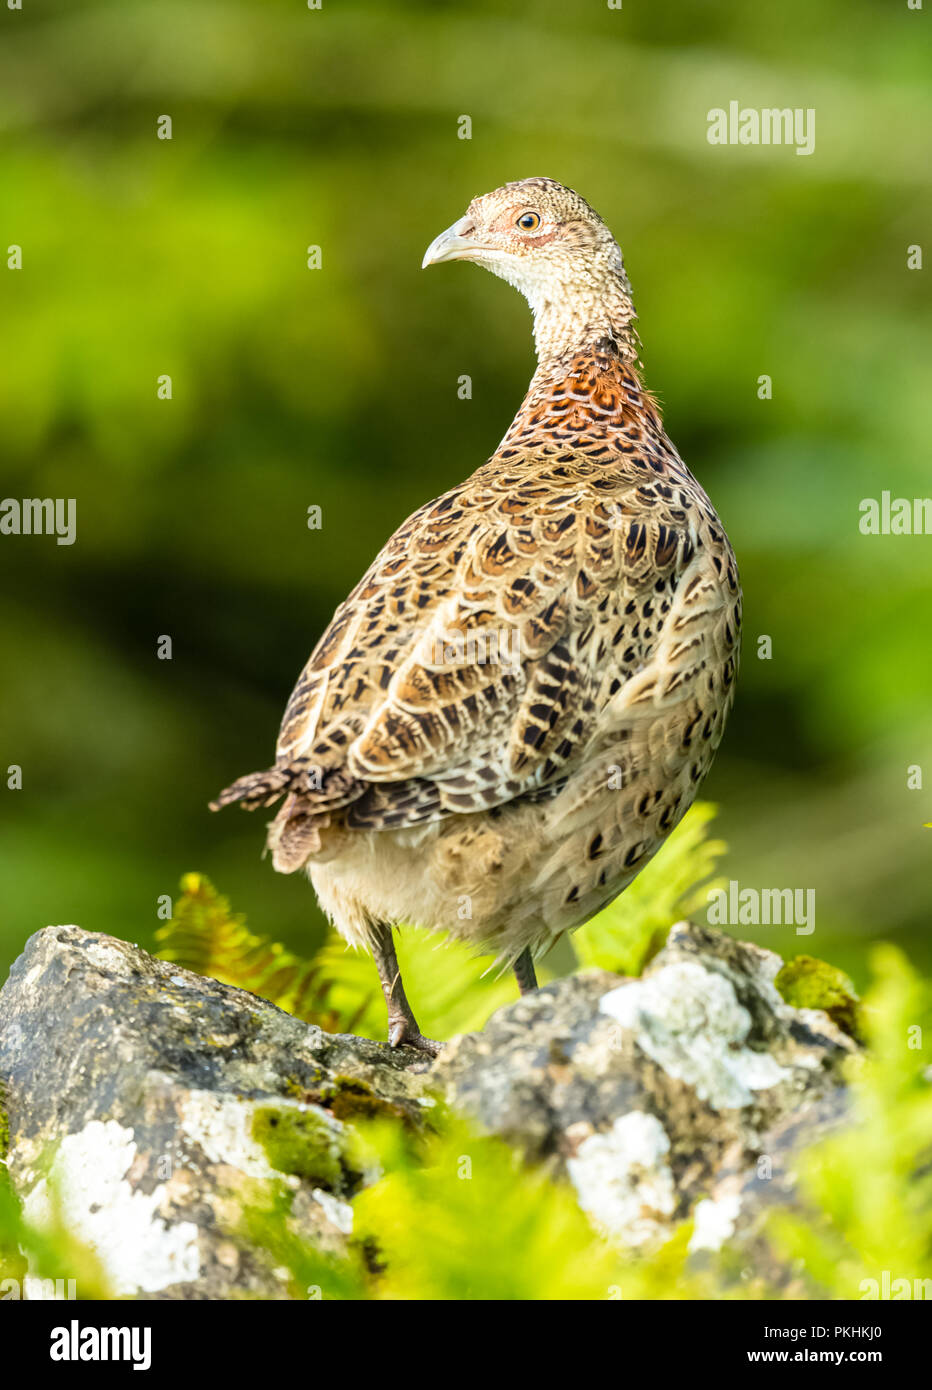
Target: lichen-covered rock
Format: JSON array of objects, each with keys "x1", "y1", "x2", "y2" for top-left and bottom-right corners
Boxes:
[
  {"x1": 685, "y1": 1086, "x2": 854, "y2": 1293},
  {"x1": 0, "y1": 926, "x2": 431, "y2": 1299},
  {"x1": 0, "y1": 920, "x2": 858, "y2": 1297},
  {"x1": 431, "y1": 921, "x2": 857, "y2": 1250}
]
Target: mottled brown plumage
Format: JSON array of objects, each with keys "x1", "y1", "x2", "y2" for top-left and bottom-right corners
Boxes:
[{"x1": 212, "y1": 178, "x2": 741, "y2": 1053}]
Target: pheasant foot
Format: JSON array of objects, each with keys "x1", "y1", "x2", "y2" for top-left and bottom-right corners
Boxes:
[{"x1": 371, "y1": 921, "x2": 442, "y2": 1057}]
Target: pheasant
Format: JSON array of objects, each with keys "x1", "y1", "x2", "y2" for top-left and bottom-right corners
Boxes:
[{"x1": 211, "y1": 178, "x2": 741, "y2": 1055}]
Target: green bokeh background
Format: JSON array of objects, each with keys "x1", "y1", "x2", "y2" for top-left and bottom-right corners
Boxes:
[{"x1": 1, "y1": 0, "x2": 929, "y2": 986}]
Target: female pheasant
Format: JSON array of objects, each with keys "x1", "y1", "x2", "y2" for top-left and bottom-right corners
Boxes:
[{"x1": 212, "y1": 178, "x2": 741, "y2": 1054}]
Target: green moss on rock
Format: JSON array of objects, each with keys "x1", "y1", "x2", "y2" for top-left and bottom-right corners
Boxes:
[
  {"x1": 775, "y1": 955, "x2": 862, "y2": 1041},
  {"x1": 281, "y1": 1073, "x2": 414, "y2": 1125},
  {"x1": 251, "y1": 1103, "x2": 343, "y2": 1188}
]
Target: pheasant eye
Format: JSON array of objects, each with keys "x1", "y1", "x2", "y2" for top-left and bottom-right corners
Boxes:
[{"x1": 516, "y1": 211, "x2": 541, "y2": 231}]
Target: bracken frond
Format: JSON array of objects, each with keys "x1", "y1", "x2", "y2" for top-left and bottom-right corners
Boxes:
[{"x1": 155, "y1": 873, "x2": 369, "y2": 1034}]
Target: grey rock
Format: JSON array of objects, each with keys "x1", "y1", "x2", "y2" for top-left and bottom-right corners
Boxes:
[
  {"x1": 431, "y1": 921, "x2": 857, "y2": 1250},
  {"x1": 0, "y1": 926, "x2": 431, "y2": 1299},
  {"x1": 0, "y1": 920, "x2": 857, "y2": 1297}
]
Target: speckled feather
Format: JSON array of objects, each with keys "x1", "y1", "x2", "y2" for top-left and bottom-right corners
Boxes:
[{"x1": 212, "y1": 179, "x2": 741, "y2": 967}]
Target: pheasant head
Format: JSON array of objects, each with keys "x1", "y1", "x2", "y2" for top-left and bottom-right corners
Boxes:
[{"x1": 422, "y1": 177, "x2": 638, "y2": 364}]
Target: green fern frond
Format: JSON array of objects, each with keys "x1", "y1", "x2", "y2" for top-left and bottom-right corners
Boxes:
[
  {"x1": 315, "y1": 931, "x2": 531, "y2": 1042},
  {"x1": 155, "y1": 873, "x2": 369, "y2": 1034},
  {"x1": 573, "y1": 801, "x2": 728, "y2": 976},
  {"x1": 156, "y1": 875, "x2": 533, "y2": 1043},
  {"x1": 160, "y1": 802, "x2": 726, "y2": 1046}
]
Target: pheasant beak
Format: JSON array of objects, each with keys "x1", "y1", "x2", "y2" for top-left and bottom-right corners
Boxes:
[{"x1": 421, "y1": 217, "x2": 483, "y2": 269}]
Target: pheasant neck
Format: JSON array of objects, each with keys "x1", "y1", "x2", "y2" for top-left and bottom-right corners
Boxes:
[{"x1": 530, "y1": 275, "x2": 639, "y2": 369}]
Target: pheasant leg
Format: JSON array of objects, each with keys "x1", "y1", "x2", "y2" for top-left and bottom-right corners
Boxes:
[
  {"x1": 513, "y1": 947, "x2": 538, "y2": 995},
  {"x1": 371, "y1": 923, "x2": 442, "y2": 1056}
]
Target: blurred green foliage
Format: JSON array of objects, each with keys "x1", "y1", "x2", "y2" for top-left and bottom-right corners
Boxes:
[
  {"x1": 768, "y1": 944, "x2": 932, "y2": 1298},
  {"x1": 352, "y1": 1115, "x2": 631, "y2": 1300},
  {"x1": 0, "y1": 0, "x2": 929, "y2": 986}
]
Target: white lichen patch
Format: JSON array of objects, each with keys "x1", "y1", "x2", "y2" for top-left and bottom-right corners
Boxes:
[
  {"x1": 82, "y1": 937, "x2": 133, "y2": 974},
  {"x1": 312, "y1": 1187, "x2": 354, "y2": 1234},
  {"x1": 19, "y1": 963, "x2": 46, "y2": 994},
  {"x1": 179, "y1": 1091, "x2": 279, "y2": 1180},
  {"x1": 744, "y1": 944, "x2": 788, "y2": 1002},
  {"x1": 599, "y1": 961, "x2": 790, "y2": 1109},
  {"x1": 689, "y1": 1191, "x2": 742, "y2": 1252},
  {"x1": 179, "y1": 1090, "x2": 343, "y2": 1186},
  {"x1": 178, "y1": 1091, "x2": 289, "y2": 1180},
  {"x1": 22, "y1": 1119, "x2": 200, "y2": 1296},
  {"x1": 566, "y1": 1110, "x2": 676, "y2": 1248}
]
